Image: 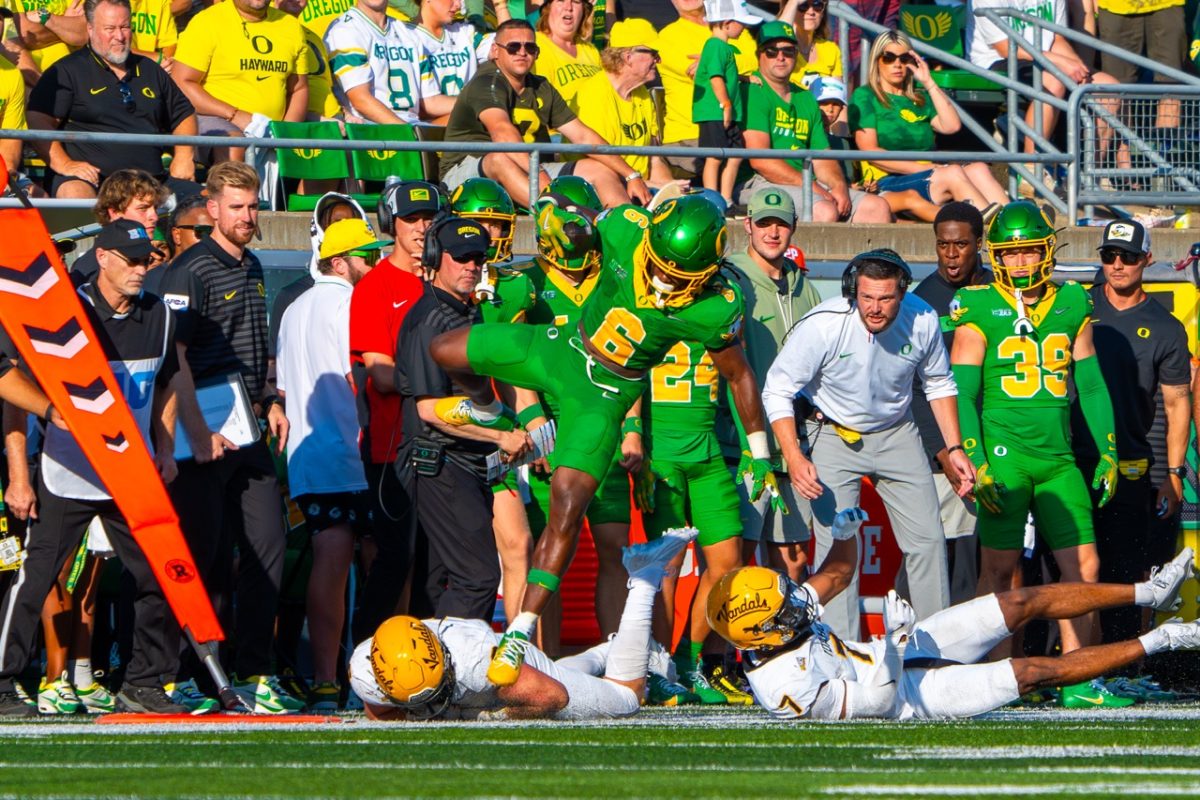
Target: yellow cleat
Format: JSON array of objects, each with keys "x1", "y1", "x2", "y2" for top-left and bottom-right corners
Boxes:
[
  {"x1": 433, "y1": 396, "x2": 515, "y2": 431},
  {"x1": 487, "y1": 630, "x2": 532, "y2": 686},
  {"x1": 707, "y1": 664, "x2": 756, "y2": 706}
]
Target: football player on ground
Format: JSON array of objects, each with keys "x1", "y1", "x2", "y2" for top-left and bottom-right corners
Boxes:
[
  {"x1": 429, "y1": 192, "x2": 774, "y2": 687},
  {"x1": 349, "y1": 527, "x2": 698, "y2": 720},
  {"x1": 707, "y1": 508, "x2": 1200, "y2": 720},
  {"x1": 949, "y1": 200, "x2": 1123, "y2": 708}
]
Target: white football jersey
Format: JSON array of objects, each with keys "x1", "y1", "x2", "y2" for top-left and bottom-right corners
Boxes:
[
  {"x1": 412, "y1": 20, "x2": 478, "y2": 97},
  {"x1": 745, "y1": 633, "x2": 888, "y2": 720},
  {"x1": 325, "y1": 9, "x2": 439, "y2": 123}
]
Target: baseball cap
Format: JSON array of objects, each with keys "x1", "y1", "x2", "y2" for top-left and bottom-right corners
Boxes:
[
  {"x1": 435, "y1": 217, "x2": 491, "y2": 260},
  {"x1": 319, "y1": 218, "x2": 391, "y2": 259},
  {"x1": 808, "y1": 76, "x2": 847, "y2": 106},
  {"x1": 757, "y1": 20, "x2": 797, "y2": 46},
  {"x1": 95, "y1": 219, "x2": 154, "y2": 260},
  {"x1": 608, "y1": 18, "x2": 659, "y2": 50},
  {"x1": 1098, "y1": 219, "x2": 1150, "y2": 256},
  {"x1": 706, "y1": 0, "x2": 761, "y2": 25},
  {"x1": 386, "y1": 181, "x2": 444, "y2": 218},
  {"x1": 748, "y1": 187, "x2": 797, "y2": 225}
]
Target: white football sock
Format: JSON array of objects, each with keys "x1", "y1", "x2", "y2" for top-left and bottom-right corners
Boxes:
[
  {"x1": 1139, "y1": 627, "x2": 1168, "y2": 656},
  {"x1": 604, "y1": 578, "x2": 656, "y2": 682},
  {"x1": 508, "y1": 611, "x2": 539, "y2": 639}
]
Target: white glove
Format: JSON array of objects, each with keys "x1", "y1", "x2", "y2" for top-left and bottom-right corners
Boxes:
[
  {"x1": 883, "y1": 589, "x2": 916, "y2": 639},
  {"x1": 831, "y1": 507, "x2": 868, "y2": 541}
]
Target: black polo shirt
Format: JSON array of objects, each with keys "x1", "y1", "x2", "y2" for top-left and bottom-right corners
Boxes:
[
  {"x1": 395, "y1": 283, "x2": 492, "y2": 469},
  {"x1": 28, "y1": 47, "x2": 194, "y2": 180},
  {"x1": 157, "y1": 236, "x2": 270, "y2": 401},
  {"x1": 1071, "y1": 285, "x2": 1191, "y2": 463}
]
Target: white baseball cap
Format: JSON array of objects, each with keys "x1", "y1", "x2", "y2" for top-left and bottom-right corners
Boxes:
[
  {"x1": 705, "y1": 0, "x2": 762, "y2": 25},
  {"x1": 809, "y1": 76, "x2": 847, "y2": 106}
]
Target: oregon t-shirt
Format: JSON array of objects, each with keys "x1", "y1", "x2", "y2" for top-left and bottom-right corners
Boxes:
[
  {"x1": 130, "y1": 0, "x2": 178, "y2": 55},
  {"x1": 532, "y1": 31, "x2": 601, "y2": 108},
  {"x1": 568, "y1": 71, "x2": 657, "y2": 174},
  {"x1": 743, "y1": 71, "x2": 829, "y2": 170},
  {"x1": 848, "y1": 84, "x2": 936, "y2": 182}
]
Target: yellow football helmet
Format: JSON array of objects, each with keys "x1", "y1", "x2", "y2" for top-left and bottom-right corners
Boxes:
[
  {"x1": 371, "y1": 616, "x2": 455, "y2": 718},
  {"x1": 707, "y1": 566, "x2": 817, "y2": 653}
]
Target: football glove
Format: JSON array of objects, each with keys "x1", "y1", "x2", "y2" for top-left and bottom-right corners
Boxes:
[
  {"x1": 740, "y1": 451, "x2": 786, "y2": 513},
  {"x1": 974, "y1": 462, "x2": 1005, "y2": 514},
  {"x1": 883, "y1": 589, "x2": 916, "y2": 639},
  {"x1": 830, "y1": 507, "x2": 868, "y2": 541},
  {"x1": 1093, "y1": 453, "x2": 1119, "y2": 508},
  {"x1": 633, "y1": 460, "x2": 658, "y2": 514}
]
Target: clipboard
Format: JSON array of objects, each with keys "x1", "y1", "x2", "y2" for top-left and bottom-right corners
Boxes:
[{"x1": 174, "y1": 372, "x2": 261, "y2": 461}]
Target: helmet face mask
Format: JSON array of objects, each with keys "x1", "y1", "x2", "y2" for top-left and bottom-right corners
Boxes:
[
  {"x1": 371, "y1": 616, "x2": 456, "y2": 719},
  {"x1": 638, "y1": 195, "x2": 727, "y2": 308},
  {"x1": 536, "y1": 200, "x2": 600, "y2": 275},
  {"x1": 986, "y1": 201, "x2": 1056, "y2": 292},
  {"x1": 451, "y1": 178, "x2": 516, "y2": 263},
  {"x1": 706, "y1": 566, "x2": 817, "y2": 653}
]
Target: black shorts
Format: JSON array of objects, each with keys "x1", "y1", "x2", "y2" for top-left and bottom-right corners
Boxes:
[
  {"x1": 294, "y1": 491, "x2": 373, "y2": 536},
  {"x1": 697, "y1": 119, "x2": 745, "y2": 150}
]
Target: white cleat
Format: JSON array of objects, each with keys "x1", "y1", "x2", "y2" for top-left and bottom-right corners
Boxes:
[
  {"x1": 1145, "y1": 547, "x2": 1195, "y2": 612},
  {"x1": 622, "y1": 527, "x2": 699, "y2": 583},
  {"x1": 831, "y1": 507, "x2": 869, "y2": 541},
  {"x1": 1157, "y1": 618, "x2": 1200, "y2": 651}
]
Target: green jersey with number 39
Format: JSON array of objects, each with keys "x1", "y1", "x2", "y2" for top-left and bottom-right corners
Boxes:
[{"x1": 581, "y1": 205, "x2": 743, "y2": 375}]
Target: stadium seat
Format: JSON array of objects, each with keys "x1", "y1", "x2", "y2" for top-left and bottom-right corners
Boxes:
[
  {"x1": 270, "y1": 120, "x2": 358, "y2": 212},
  {"x1": 900, "y1": 5, "x2": 1004, "y2": 105},
  {"x1": 344, "y1": 122, "x2": 425, "y2": 184}
]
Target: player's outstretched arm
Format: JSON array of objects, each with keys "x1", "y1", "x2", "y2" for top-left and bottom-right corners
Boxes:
[{"x1": 1072, "y1": 324, "x2": 1119, "y2": 506}]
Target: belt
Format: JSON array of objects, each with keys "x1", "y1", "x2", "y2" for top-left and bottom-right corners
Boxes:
[
  {"x1": 804, "y1": 405, "x2": 862, "y2": 445},
  {"x1": 577, "y1": 322, "x2": 646, "y2": 381}
]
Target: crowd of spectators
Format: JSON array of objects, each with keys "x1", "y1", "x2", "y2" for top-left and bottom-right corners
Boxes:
[{"x1": 0, "y1": 0, "x2": 1196, "y2": 718}]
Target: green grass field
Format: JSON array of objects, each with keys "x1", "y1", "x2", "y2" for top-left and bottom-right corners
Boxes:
[{"x1": 3, "y1": 705, "x2": 1200, "y2": 798}]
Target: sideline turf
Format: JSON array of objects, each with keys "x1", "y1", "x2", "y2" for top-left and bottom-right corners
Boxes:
[{"x1": 3, "y1": 706, "x2": 1200, "y2": 798}]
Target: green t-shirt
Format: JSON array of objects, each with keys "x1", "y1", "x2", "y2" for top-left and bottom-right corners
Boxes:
[
  {"x1": 743, "y1": 72, "x2": 830, "y2": 171},
  {"x1": 693, "y1": 36, "x2": 741, "y2": 124},
  {"x1": 580, "y1": 205, "x2": 743, "y2": 375},
  {"x1": 848, "y1": 85, "x2": 937, "y2": 152},
  {"x1": 440, "y1": 60, "x2": 576, "y2": 174}
]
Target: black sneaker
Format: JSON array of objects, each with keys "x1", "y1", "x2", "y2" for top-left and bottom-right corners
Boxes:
[
  {"x1": 116, "y1": 685, "x2": 190, "y2": 714},
  {"x1": 0, "y1": 690, "x2": 37, "y2": 718}
]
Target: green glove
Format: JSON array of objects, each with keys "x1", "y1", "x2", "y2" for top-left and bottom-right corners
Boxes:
[
  {"x1": 634, "y1": 460, "x2": 658, "y2": 514},
  {"x1": 974, "y1": 462, "x2": 1005, "y2": 514},
  {"x1": 1093, "y1": 453, "x2": 1119, "y2": 508},
  {"x1": 741, "y1": 450, "x2": 781, "y2": 508}
]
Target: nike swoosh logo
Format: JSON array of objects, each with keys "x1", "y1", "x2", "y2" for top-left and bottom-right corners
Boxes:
[
  {"x1": 393, "y1": 300, "x2": 408, "y2": 309},
  {"x1": 838, "y1": 352, "x2": 853, "y2": 359},
  {"x1": 255, "y1": 75, "x2": 270, "y2": 81},
  {"x1": 1076, "y1": 694, "x2": 1106, "y2": 705},
  {"x1": 1054, "y1": 308, "x2": 1067, "y2": 315},
  {"x1": 225, "y1": 290, "x2": 237, "y2": 300},
  {"x1": 89, "y1": 87, "x2": 107, "y2": 95},
  {"x1": 758, "y1": 315, "x2": 775, "y2": 323}
]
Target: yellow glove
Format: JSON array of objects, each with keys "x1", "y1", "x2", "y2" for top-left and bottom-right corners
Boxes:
[
  {"x1": 634, "y1": 460, "x2": 658, "y2": 514},
  {"x1": 1093, "y1": 453, "x2": 1119, "y2": 508},
  {"x1": 974, "y1": 462, "x2": 1005, "y2": 514}
]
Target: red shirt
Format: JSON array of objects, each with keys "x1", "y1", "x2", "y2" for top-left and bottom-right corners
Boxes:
[{"x1": 350, "y1": 255, "x2": 424, "y2": 464}]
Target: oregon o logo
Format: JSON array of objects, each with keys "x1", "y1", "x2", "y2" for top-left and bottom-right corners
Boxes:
[
  {"x1": 963, "y1": 437, "x2": 977, "y2": 450},
  {"x1": 141, "y1": 87, "x2": 156, "y2": 99},
  {"x1": 1137, "y1": 327, "x2": 1150, "y2": 339},
  {"x1": 993, "y1": 445, "x2": 1008, "y2": 457},
  {"x1": 251, "y1": 35, "x2": 273, "y2": 55},
  {"x1": 165, "y1": 559, "x2": 196, "y2": 583}
]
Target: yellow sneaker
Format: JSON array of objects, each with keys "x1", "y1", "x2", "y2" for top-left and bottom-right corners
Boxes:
[{"x1": 433, "y1": 397, "x2": 515, "y2": 431}]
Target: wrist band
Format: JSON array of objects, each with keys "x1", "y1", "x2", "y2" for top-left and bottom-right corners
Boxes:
[
  {"x1": 43, "y1": 402, "x2": 54, "y2": 421},
  {"x1": 947, "y1": 444, "x2": 964, "y2": 454},
  {"x1": 747, "y1": 430, "x2": 770, "y2": 460},
  {"x1": 516, "y1": 403, "x2": 547, "y2": 428},
  {"x1": 622, "y1": 417, "x2": 642, "y2": 436}
]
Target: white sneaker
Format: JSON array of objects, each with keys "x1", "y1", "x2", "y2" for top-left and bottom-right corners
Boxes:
[
  {"x1": 232, "y1": 674, "x2": 306, "y2": 714},
  {"x1": 1158, "y1": 619, "x2": 1200, "y2": 651},
  {"x1": 38, "y1": 673, "x2": 81, "y2": 714},
  {"x1": 622, "y1": 527, "x2": 698, "y2": 583},
  {"x1": 1145, "y1": 547, "x2": 1195, "y2": 612},
  {"x1": 165, "y1": 679, "x2": 219, "y2": 715}
]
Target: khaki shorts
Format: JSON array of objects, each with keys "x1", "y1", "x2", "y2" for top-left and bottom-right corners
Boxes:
[
  {"x1": 1098, "y1": 5, "x2": 1184, "y2": 84},
  {"x1": 934, "y1": 471, "x2": 977, "y2": 540}
]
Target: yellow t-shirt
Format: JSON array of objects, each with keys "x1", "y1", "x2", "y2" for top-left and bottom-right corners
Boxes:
[
  {"x1": 0, "y1": 60, "x2": 26, "y2": 130},
  {"x1": 130, "y1": 0, "x2": 177, "y2": 55},
  {"x1": 532, "y1": 31, "x2": 601, "y2": 107},
  {"x1": 7, "y1": 0, "x2": 75, "y2": 72},
  {"x1": 1098, "y1": 0, "x2": 1182, "y2": 14},
  {"x1": 176, "y1": 0, "x2": 311, "y2": 120},
  {"x1": 297, "y1": 0, "x2": 354, "y2": 38},
  {"x1": 569, "y1": 70, "x2": 657, "y2": 174},
  {"x1": 790, "y1": 38, "x2": 841, "y2": 86},
  {"x1": 658, "y1": 17, "x2": 756, "y2": 144},
  {"x1": 302, "y1": 25, "x2": 339, "y2": 118}
]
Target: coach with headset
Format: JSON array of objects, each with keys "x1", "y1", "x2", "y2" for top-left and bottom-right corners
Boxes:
[
  {"x1": 394, "y1": 216, "x2": 535, "y2": 621},
  {"x1": 761, "y1": 248, "x2": 975, "y2": 639}
]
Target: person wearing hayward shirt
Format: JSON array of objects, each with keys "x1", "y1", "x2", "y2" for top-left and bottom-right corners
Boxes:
[
  {"x1": 720, "y1": 187, "x2": 821, "y2": 582},
  {"x1": 1070, "y1": 219, "x2": 1191, "y2": 657},
  {"x1": 0, "y1": 219, "x2": 187, "y2": 717}
]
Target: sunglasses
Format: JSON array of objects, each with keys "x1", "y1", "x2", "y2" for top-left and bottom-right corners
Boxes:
[
  {"x1": 880, "y1": 51, "x2": 917, "y2": 66},
  {"x1": 452, "y1": 252, "x2": 487, "y2": 265},
  {"x1": 1099, "y1": 247, "x2": 1142, "y2": 266},
  {"x1": 763, "y1": 45, "x2": 798, "y2": 58},
  {"x1": 797, "y1": 0, "x2": 826, "y2": 10},
  {"x1": 111, "y1": 250, "x2": 152, "y2": 267},
  {"x1": 175, "y1": 223, "x2": 213, "y2": 238},
  {"x1": 632, "y1": 47, "x2": 661, "y2": 62},
  {"x1": 347, "y1": 250, "x2": 382, "y2": 266},
  {"x1": 499, "y1": 40, "x2": 540, "y2": 56},
  {"x1": 117, "y1": 78, "x2": 135, "y2": 113}
]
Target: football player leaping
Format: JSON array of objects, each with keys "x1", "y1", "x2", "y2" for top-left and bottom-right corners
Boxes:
[
  {"x1": 429, "y1": 193, "x2": 776, "y2": 686},
  {"x1": 349, "y1": 527, "x2": 697, "y2": 720},
  {"x1": 707, "y1": 508, "x2": 1200, "y2": 720}
]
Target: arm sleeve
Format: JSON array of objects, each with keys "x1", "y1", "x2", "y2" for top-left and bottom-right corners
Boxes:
[
  {"x1": 545, "y1": 82, "x2": 576, "y2": 130},
  {"x1": 158, "y1": 0, "x2": 179, "y2": 49},
  {"x1": 162, "y1": 70, "x2": 196, "y2": 129},
  {"x1": 909, "y1": 381, "x2": 943, "y2": 460},
  {"x1": 1074, "y1": 353, "x2": 1118, "y2": 461},
  {"x1": 155, "y1": 309, "x2": 180, "y2": 388},
  {"x1": 743, "y1": 82, "x2": 768, "y2": 133},
  {"x1": 847, "y1": 87, "x2": 875, "y2": 133},
  {"x1": 951, "y1": 361, "x2": 985, "y2": 468},
  {"x1": 1157, "y1": 320, "x2": 1192, "y2": 388},
  {"x1": 761, "y1": 317, "x2": 824, "y2": 424}
]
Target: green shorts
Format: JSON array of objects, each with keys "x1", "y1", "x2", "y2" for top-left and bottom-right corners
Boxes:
[
  {"x1": 467, "y1": 323, "x2": 645, "y2": 483},
  {"x1": 977, "y1": 436, "x2": 1095, "y2": 551},
  {"x1": 525, "y1": 451, "x2": 632, "y2": 535},
  {"x1": 642, "y1": 439, "x2": 742, "y2": 548}
]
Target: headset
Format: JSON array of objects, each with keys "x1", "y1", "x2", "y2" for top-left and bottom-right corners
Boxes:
[
  {"x1": 841, "y1": 248, "x2": 913, "y2": 300},
  {"x1": 420, "y1": 212, "x2": 463, "y2": 272},
  {"x1": 378, "y1": 181, "x2": 445, "y2": 237}
]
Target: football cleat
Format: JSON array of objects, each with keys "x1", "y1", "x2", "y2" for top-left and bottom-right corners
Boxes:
[
  {"x1": 622, "y1": 527, "x2": 697, "y2": 584},
  {"x1": 116, "y1": 685, "x2": 190, "y2": 714},
  {"x1": 165, "y1": 679, "x2": 219, "y2": 715},
  {"x1": 1156, "y1": 619, "x2": 1200, "y2": 652},
  {"x1": 38, "y1": 673, "x2": 81, "y2": 714},
  {"x1": 307, "y1": 682, "x2": 341, "y2": 713},
  {"x1": 706, "y1": 664, "x2": 755, "y2": 706},
  {"x1": 433, "y1": 396, "x2": 515, "y2": 431},
  {"x1": 684, "y1": 666, "x2": 729, "y2": 705},
  {"x1": 232, "y1": 674, "x2": 306, "y2": 714},
  {"x1": 76, "y1": 681, "x2": 117, "y2": 714},
  {"x1": 487, "y1": 630, "x2": 532, "y2": 687},
  {"x1": 1060, "y1": 679, "x2": 1136, "y2": 709},
  {"x1": 646, "y1": 673, "x2": 701, "y2": 706},
  {"x1": 1143, "y1": 547, "x2": 1195, "y2": 612}
]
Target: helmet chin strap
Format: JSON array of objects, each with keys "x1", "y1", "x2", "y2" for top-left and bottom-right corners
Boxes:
[{"x1": 650, "y1": 274, "x2": 675, "y2": 308}]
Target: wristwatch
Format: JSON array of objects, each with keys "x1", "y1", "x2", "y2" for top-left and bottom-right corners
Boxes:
[
  {"x1": 622, "y1": 170, "x2": 643, "y2": 184},
  {"x1": 1167, "y1": 466, "x2": 1187, "y2": 479}
]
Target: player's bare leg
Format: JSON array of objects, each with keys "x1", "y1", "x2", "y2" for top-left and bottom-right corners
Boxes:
[
  {"x1": 1052, "y1": 543, "x2": 1101, "y2": 654},
  {"x1": 977, "y1": 546, "x2": 1024, "y2": 660},
  {"x1": 592, "y1": 521, "x2": 631, "y2": 636}
]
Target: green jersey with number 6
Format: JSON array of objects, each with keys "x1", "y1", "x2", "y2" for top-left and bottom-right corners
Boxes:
[{"x1": 582, "y1": 205, "x2": 743, "y2": 374}]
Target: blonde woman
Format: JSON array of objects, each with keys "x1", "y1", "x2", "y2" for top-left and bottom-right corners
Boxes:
[
  {"x1": 849, "y1": 31, "x2": 1008, "y2": 213},
  {"x1": 531, "y1": 0, "x2": 602, "y2": 106},
  {"x1": 781, "y1": 0, "x2": 841, "y2": 86}
]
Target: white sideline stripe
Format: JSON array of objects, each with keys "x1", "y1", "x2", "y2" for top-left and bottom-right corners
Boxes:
[
  {"x1": 824, "y1": 785, "x2": 1198, "y2": 796},
  {"x1": 0, "y1": 738, "x2": 883, "y2": 749},
  {"x1": 882, "y1": 745, "x2": 1200, "y2": 759},
  {"x1": 1028, "y1": 767, "x2": 1200, "y2": 776},
  {"x1": 0, "y1": 761, "x2": 866, "y2": 773}
]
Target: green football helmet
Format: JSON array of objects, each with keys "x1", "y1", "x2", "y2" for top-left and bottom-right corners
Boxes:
[
  {"x1": 640, "y1": 192, "x2": 728, "y2": 308},
  {"x1": 543, "y1": 175, "x2": 603, "y2": 214},
  {"x1": 450, "y1": 177, "x2": 516, "y2": 263},
  {"x1": 535, "y1": 198, "x2": 600, "y2": 275},
  {"x1": 986, "y1": 200, "x2": 1056, "y2": 291}
]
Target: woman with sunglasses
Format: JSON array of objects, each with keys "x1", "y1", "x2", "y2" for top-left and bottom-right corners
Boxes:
[
  {"x1": 529, "y1": 0, "x2": 603, "y2": 107},
  {"x1": 850, "y1": 31, "x2": 1008, "y2": 219},
  {"x1": 781, "y1": 0, "x2": 841, "y2": 87}
]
